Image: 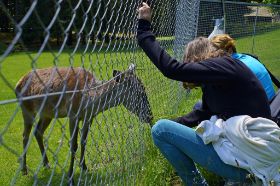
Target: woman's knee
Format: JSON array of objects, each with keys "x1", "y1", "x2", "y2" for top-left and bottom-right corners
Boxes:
[
  {"x1": 151, "y1": 119, "x2": 173, "y2": 137},
  {"x1": 151, "y1": 119, "x2": 176, "y2": 147}
]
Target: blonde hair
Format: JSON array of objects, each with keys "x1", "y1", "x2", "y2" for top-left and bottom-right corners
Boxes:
[
  {"x1": 210, "y1": 34, "x2": 237, "y2": 53},
  {"x1": 183, "y1": 37, "x2": 228, "y2": 63}
]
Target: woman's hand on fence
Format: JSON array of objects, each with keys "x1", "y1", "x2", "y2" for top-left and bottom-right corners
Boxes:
[{"x1": 137, "y1": 2, "x2": 152, "y2": 22}]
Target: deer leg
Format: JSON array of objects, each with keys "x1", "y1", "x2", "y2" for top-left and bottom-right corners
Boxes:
[
  {"x1": 68, "y1": 117, "x2": 79, "y2": 186},
  {"x1": 34, "y1": 117, "x2": 51, "y2": 168},
  {"x1": 80, "y1": 119, "x2": 91, "y2": 171},
  {"x1": 22, "y1": 110, "x2": 34, "y2": 175}
]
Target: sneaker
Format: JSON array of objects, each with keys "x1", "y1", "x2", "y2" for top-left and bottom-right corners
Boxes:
[
  {"x1": 192, "y1": 170, "x2": 209, "y2": 186},
  {"x1": 224, "y1": 174, "x2": 262, "y2": 186}
]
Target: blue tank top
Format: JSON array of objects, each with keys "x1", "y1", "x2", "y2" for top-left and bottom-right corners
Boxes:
[{"x1": 232, "y1": 53, "x2": 275, "y2": 101}]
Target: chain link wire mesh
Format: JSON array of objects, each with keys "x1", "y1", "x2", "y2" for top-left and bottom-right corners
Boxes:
[
  {"x1": 0, "y1": 0, "x2": 196, "y2": 185},
  {"x1": 198, "y1": 0, "x2": 280, "y2": 54},
  {"x1": 0, "y1": 0, "x2": 280, "y2": 185}
]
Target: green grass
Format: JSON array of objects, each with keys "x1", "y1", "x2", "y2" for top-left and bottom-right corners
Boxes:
[
  {"x1": 0, "y1": 28, "x2": 280, "y2": 185},
  {"x1": 236, "y1": 28, "x2": 280, "y2": 78}
]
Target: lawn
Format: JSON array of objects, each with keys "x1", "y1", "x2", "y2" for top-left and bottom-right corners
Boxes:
[
  {"x1": 0, "y1": 45, "x2": 194, "y2": 185},
  {"x1": 236, "y1": 29, "x2": 280, "y2": 78},
  {"x1": 0, "y1": 28, "x2": 279, "y2": 185}
]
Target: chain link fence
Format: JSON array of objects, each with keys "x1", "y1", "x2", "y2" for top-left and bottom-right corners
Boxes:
[
  {"x1": 198, "y1": 0, "x2": 280, "y2": 54},
  {"x1": 0, "y1": 0, "x2": 192, "y2": 185},
  {"x1": 0, "y1": 0, "x2": 280, "y2": 185}
]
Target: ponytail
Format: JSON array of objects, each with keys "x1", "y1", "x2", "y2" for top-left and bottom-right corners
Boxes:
[{"x1": 210, "y1": 34, "x2": 237, "y2": 53}]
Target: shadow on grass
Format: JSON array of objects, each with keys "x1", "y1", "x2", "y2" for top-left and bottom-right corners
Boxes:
[{"x1": 15, "y1": 165, "x2": 131, "y2": 185}]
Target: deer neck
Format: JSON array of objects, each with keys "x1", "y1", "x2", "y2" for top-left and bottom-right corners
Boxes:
[{"x1": 90, "y1": 79, "x2": 127, "y2": 115}]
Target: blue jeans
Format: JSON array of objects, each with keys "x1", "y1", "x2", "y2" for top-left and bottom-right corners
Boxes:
[{"x1": 151, "y1": 119, "x2": 249, "y2": 186}]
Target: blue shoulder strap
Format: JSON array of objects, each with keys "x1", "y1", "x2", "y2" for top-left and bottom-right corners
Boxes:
[{"x1": 242, "y1": 53, "x2": 280, "y2": 88}]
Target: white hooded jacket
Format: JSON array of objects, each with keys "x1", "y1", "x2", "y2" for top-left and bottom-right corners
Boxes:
[{"x1": 196, "y1": 115, "x2": 280, "y2": 186}]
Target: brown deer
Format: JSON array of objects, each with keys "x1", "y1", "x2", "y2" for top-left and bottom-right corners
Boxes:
[{"x1": 15, "y1": 65, "x2": 153, "y2": 185}]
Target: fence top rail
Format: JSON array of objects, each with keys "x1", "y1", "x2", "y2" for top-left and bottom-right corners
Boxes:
[{"x1": 201, "y1": 0, "x2": 280, "y2": 8}]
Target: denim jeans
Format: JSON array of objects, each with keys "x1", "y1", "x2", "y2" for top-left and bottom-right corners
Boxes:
[{"x1": 151, "y1": 119, "x2": 249, "y2": 186}]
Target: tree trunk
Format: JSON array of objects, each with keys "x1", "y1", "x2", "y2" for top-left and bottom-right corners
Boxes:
[{"x1": 67, "y1": 29, "x2": 73, "y2": 46}]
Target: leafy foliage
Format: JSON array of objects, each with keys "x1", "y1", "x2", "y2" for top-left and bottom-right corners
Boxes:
[
  {"x1": 0, "y1": 41, "x2": 7, "y2": 54},
  {"x1": 263, "y1": 0, "x2": 280, "y2": 4}
]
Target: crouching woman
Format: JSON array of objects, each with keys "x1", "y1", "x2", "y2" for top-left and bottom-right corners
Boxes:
[{"x1": 137, "y1": 2, "x2": 280, "y2": 186}]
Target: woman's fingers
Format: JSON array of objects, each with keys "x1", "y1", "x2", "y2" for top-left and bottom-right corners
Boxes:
[
  {"x1": 139, "y1": 2, "x2": 150, "y2": 11},
  {"x1": 142, "y1": 2, "x2": 149, "y2": 8}
]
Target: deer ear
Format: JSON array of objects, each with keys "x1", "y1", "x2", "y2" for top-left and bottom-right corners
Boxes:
[
  {"x1": 113, "y1": 70, "x2": 121, "y2": 77},
  {"x1": 113, "y1": 70, "x2": 125, "y2": 82}
]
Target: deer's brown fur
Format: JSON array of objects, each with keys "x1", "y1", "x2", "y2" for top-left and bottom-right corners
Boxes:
[{"x1": 15, "y1": 67, "x2": 153, "y2": 185}]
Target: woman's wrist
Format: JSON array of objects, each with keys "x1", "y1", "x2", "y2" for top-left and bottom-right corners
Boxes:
[{"x1": 138, "y1": 19, "x2": 152, "y2": 31}]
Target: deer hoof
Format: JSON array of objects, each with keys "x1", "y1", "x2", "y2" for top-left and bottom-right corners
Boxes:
[
  {"x1": 67, "y1": 179, "x2": 75, "y2": 186},
  {"x1": 22, "y1": 168, "x2": 28, "y2": 175},
  {"x1": 44, "y1": 163, "x2": 50, "y2": 169},
  {"x1": 80, "y1": 163, "x2": 87, "y2": 171}
]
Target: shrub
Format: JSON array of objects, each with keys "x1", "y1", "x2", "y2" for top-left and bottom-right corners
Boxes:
[{"x1": 0, "y1": 42, "x2": 7, "y2": 55}]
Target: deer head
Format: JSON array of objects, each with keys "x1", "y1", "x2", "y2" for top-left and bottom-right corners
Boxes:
[{"x1": 113, "y1": 65, "x2": 153, "y2": 125}]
